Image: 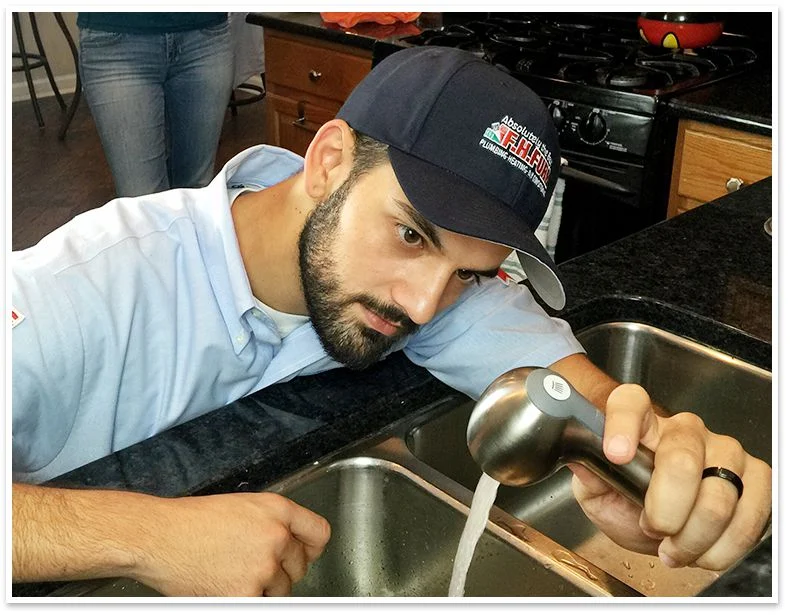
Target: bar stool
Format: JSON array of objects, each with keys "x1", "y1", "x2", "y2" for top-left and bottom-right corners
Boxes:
[
  {"x1": 229, "y1": 13, "x2": 266, "y2": 118},
  {"x1": 228, "y1": 73, "x2": 266, "y2": 117},
  {"x1": 12, "y1": 12, "x2": 81, "y2": 140}
]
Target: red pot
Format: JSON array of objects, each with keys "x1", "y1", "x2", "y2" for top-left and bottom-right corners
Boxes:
[{"x1": 638, "y1": 13, "x2": 724, "y2": 49}]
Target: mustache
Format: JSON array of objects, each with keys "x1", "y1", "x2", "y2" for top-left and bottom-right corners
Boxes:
[{"x1": 352, "y1": 294, "x2": 418, "y2": 335}]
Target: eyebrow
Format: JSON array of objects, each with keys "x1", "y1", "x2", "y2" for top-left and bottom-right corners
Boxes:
[
  {"x1": 394, "y1": 198, "x2": 443, "y2": 251},
  {"x1": 393, "y1": 198, "x2": 501, "y2": 279}
]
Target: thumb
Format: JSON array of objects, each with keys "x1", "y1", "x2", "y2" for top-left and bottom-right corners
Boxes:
[{"x1": 602, "y1": 384, "x2": 659, "y2": 464}]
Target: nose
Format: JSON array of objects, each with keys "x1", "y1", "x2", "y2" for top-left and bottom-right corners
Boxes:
[{"x1": 391, "y1": 265, "x2": 454, "y2": 326}]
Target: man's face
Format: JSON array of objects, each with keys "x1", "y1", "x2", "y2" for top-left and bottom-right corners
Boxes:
[{"x1": 298, "y1": 162, "x2": 512, "y2": 370}]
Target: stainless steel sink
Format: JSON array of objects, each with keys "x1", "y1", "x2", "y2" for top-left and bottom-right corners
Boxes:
[
  {"x1": 271, "y1": 457, "x2": 619, "y2": 597},
  {"x1": 50, "y1": 321, "x2": 771, "y2": 598},
  {"x1": 56, "y1": 448, "x2": 637, "y2": 598},
  {"x1": 407, "y1": 321, "x2": 772, "y2": 596}
]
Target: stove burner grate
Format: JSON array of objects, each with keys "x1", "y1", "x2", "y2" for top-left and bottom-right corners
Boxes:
[
  {"x1": 595, "y1": 64, "x2": 653, "y2": 88},
  {"x1": 399, "y1": 17, "x2": 759, "y2": 95}
]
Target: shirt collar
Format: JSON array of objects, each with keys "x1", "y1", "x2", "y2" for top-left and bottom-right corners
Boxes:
[{"x1": 197, "y1": 145, "x2": 305, "y2": 352}]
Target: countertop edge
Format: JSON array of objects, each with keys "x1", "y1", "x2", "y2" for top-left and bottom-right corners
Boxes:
[
  {"x1": 668, "y1": 99, "x2": 772, "y2": 136},
  {"x1": 246, "y1": 12, "x2": 378, "y2": 51}
]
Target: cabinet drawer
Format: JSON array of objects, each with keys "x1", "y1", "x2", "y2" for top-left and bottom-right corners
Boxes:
[
  {"x1": 676, "y1": 124, "x2": 772, "y2": 205},
  {"x1": 265, "y1": 33, "x2": 371, "y2": 104},
  {"x1": 265, "y1": 94, "x2": 337, "y2": 157}
]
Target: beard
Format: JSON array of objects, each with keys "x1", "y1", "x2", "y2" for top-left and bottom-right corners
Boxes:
[{"x1": 298, "y1": 179, "x2": 418, "y2": 370}]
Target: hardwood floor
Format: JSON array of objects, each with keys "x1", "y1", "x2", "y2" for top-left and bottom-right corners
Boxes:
[{"x1": 11, "y1": 91, "x2": 268, "y2": 251}]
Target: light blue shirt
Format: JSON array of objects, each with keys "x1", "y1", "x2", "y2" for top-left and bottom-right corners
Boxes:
[{"x1": 12, "y1": 145, "x2": 583, "y2": 483}]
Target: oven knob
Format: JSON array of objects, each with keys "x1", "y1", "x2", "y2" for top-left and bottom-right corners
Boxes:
[
  {"x1": 579, "y1": 111, "x2": 607, "y2": 144},
  {"x1": 548, "y1": 102, "x2": 565, "y2": 131}
]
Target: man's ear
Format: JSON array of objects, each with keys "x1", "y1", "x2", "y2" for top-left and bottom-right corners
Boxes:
[{"x1": 303, "y1": 119, "x2": 355, "y2": 201}]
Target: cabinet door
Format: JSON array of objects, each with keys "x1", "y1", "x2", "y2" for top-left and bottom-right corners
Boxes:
[
  {"x1": 265, "y1": 94, "x2": 336, "y2": 157},
  {"x1": 668, "y1": 120, "x2": 772, "y2": 217}
]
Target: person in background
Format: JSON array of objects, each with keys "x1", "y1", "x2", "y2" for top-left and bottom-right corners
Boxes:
[
  {"x1": 77, "y1": 12, "x2": 235, "y2": 197},
  {"x1": 11, "y1": 47, "x2": 771, "y2": 596}
]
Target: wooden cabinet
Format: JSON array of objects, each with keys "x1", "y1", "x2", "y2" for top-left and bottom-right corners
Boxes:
[
  {"x1": 263, "y1": 30, "x2": 372, "y2": 156},
  {"x1": 667, "y1": 119, "x2": 772, "y2": 217}
]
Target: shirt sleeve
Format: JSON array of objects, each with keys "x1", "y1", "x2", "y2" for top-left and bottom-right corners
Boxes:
[
  {"x1": 11, "y1": 256, "x2": 86, "y2": 478},
  {"x1": 403, "y1": 277, "x2": 584, "y2": 400}
]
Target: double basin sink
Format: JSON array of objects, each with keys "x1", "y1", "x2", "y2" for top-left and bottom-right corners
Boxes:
[{"x1": 58, "y1": 320, "x2": 772, "y2": 598}]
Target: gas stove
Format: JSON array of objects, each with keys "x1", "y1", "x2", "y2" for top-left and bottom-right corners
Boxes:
[
  {"x1": 397, "y1": 16, "x2": 758, "y2": 112},
  {"x1": 372, "y1": 13, "x2": 765, "y2": 263}
]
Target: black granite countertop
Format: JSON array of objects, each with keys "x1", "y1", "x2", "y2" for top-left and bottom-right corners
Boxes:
[
  {"x1": 558, "y1": 178, "x2": 772, "y2": 366},
  {"x1": 668, "y1": 68, "x2": 772, "y2": 136}
]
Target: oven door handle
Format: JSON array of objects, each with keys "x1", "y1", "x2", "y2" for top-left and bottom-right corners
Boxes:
[{"x1": 559, "y1": 165, "x2": 633, "y2": 195}]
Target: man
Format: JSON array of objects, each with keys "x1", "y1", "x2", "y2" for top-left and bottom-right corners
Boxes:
[{"x1": 11, "y1": 47, "x2": 771, "y2": 596}]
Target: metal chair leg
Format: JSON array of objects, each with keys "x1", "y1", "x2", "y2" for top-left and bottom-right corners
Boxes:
[
  {"x1": 54, "y1": 12, "x2": 81, "y2": 140},
  {"x1": 12, "y1": 12, "x2": 45, "y2": 127},
  {"x1": 30, "y1": 13, "x2": 66, "y2": 110},
  {"x1": 13, "y1": 12, "x2": 81, "y2": 138},
  {"x1": 229, "y1": 90, "x2": 238, "y2": 117}
]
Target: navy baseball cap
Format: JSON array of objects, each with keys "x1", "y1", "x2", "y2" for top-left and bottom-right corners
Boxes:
[{"x1": 337, "y1": 46, "x2": 566, "y2": 310}]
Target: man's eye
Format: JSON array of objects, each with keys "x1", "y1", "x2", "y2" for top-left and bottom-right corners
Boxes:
[
  {"x1": 457, "y1": 269, "x2": 481, "y2": 285},
  {"x1": 398, "y1": 225, "x2": 423, "y2": 246}
]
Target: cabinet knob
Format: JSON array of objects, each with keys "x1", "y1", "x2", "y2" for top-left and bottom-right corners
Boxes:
[
  {"x1": 308, "y1": 69, "x2": 322, "y2": 82},
  {"x1": 725, "y1": 177, "x2": 744, "y2": 193}
]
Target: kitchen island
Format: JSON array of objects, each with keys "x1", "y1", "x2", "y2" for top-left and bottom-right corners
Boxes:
[{"x1": 13, "y1": 173, "x2": 773, "y2": 598}]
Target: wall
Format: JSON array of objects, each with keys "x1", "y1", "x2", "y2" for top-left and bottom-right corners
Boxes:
[{"x1": 11, "y1": 12, "x2": 79, "y2": 102}]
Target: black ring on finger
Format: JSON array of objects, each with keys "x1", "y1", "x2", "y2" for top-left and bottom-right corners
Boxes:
[{"x1": 702, "y1": 466, "x2": 744, "y2": 499}]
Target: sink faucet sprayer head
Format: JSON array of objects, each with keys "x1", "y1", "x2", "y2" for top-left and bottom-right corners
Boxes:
[{"x1": 466, "y1": 366, "x2": 655, "y2": 507}]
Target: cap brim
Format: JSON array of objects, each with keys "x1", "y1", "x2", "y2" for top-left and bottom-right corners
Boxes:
[{"x1": 388, "y1": 148, "x2": 566, "y2": 311}]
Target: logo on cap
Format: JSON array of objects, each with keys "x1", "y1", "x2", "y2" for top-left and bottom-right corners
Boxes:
[{"x1": 480, "y1": 115, "x2": 553, "y2": 197}]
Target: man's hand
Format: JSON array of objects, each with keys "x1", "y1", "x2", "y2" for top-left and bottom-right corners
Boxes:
[
  {"x1": 550, "y1": 353, "x2": 771, "y2": 572},
  {"x1": 13, "y1": 484, "x2": 331, "y2": 596},
  {"x1": 133, "y1": 491, "x2": 331, "y2": 596},
  {"x1": 568, "y1": 383, "x2": 771, "y2": 571}
]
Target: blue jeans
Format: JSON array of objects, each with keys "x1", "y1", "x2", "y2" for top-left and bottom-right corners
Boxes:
[{"x1": 79, "y1": 21, "x2": 234, "y2": 197}]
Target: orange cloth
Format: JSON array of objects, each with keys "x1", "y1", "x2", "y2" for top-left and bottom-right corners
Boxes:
[{"x1": 320, "y1": 12, "x2": 421, "y2": 28}]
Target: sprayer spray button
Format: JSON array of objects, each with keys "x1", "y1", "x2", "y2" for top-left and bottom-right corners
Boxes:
[{"x1": 543, "y1": 374, "x2": 571, "y2": 401}]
